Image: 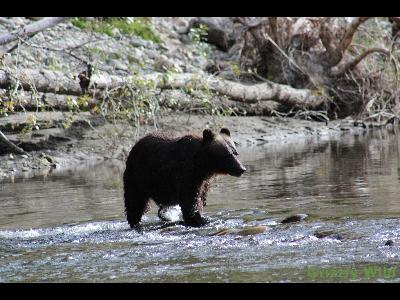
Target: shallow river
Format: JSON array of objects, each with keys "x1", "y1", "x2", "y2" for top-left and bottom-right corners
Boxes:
[{"x1": 1, "y1": 130, "x2": 400, "y2": 282}]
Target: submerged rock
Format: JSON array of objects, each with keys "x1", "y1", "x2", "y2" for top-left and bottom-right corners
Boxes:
[
  {"x1": 236, "y1": 226, "x2": 269, "y2": 236},
  {"x1": 314, "y1": 230, "x2": 343, "y2": 240},
  {"x1": 210, "y1": 225, "x2": 269, "y2": 237},
  {"x1": 281, "y1": 214, "x2": 308, "y2": 224},
  {"x1": 210, "y1": 228, "x2": 237, "y2": 236}
]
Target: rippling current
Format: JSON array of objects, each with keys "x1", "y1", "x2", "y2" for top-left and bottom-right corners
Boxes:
[{"x1": 1, "y1": 129, "x2": 400, "y2": 282}]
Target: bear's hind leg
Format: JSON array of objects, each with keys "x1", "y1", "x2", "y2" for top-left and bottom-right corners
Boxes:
[{"x1": 124, "y1": 192, "x2": 150, "y2": 229}]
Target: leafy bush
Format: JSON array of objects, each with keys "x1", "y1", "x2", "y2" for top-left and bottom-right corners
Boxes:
[{"x1": 71, "y1": 17, "x2": 161, "y2": 44}]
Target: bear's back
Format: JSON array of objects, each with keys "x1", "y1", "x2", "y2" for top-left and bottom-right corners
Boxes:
[{"x1": 127, "y1": 131, "x2": 202, "y2": 175}]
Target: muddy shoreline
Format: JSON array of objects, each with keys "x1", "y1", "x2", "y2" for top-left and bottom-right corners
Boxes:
[{"x1": 0, "y1": 112, "x2": 378, "y2": 182}]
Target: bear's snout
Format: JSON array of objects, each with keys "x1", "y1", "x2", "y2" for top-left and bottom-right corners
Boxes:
[
  {"x1": 228, "y1": 159, "x2": 246, "y2": 177},
  {"x1": 233, "y1": 164, "x2": 246, "y2": 177}
]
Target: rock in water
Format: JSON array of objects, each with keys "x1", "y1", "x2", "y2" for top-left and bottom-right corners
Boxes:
[
  {"x1": 314, "y1": 230, "x2": 343, "y2": 240},
  {"x1": 281, "y1": 214, "x2": 308, "y2": 224},
  {"x1": 210, "y1": 226, "x2": 269, "y2": 237},
  {"x1": 236, "y1": 226, "x2": 269, "y2": 236},
  {"x1": 210, "y1": 228, "x2": 237, "y2": 236}
]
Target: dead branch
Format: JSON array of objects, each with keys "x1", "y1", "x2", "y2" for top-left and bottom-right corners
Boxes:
[
  {"x1": 0, "y1": 129, "x2": 26, "y2": 154},
  {"x1": 0, "y1": 17, "x2": 67, "y2": 46},
  {"x1": 269, "y1": 17, "x2": 279, "y2": 47},
  {"x1": 326, "y1": 17, "x2": 371, "y2": 67},
  {"x1": 332, "y1": 47, "x2": 390, "y2": 76},
  {"x1": 339, "y1": 17, "x2": 371, "y2": 52}
]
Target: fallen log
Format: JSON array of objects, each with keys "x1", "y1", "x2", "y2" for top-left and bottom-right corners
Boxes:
[
  {"x1": 0, "y1": 17, "x2": 67, "y2": 46},
  {"x1": 0, "y1": 69, "x2": 326, "y2": 109}
]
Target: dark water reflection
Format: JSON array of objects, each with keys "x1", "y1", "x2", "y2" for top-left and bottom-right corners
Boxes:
[{"x1": 1, "y1": 129, "x2": 400, "y2": 282}]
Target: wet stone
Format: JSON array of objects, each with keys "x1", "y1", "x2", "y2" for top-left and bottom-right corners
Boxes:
[
  {"x1": 210, "y1": 228, "x2": 236, "y2": 236},
  {"x1": 281, "y1": 214, "x2": 308, "y2": 224},
  {"x1": 236, "y1": 226, "x2": 269, "y2": 236},
  {"x1": 210, "y1": 226, "x2": 269, "y2": 237},
  {"x1": 314, "y1": 230, "x2": 343, "y2": 241}
]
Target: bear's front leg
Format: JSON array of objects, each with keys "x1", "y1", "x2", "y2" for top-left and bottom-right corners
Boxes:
[
  {"x1": 182, "y1": 209, "x2": 209, "y2": 227},
  {"x1": 179, "y1": 186, "x2": 209, "y2": 227}
]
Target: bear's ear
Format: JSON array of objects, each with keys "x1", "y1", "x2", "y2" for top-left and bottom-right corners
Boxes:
[
  {"x1": 203, "y1": 129, "x2": 215, "y2": 142},
  {"x1": 220, "y1": 128, "x2": 230, "y2": 136}
]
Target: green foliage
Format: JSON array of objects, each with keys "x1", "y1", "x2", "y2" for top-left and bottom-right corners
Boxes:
[
  {"x1": 230, "y1": 63, "x2": 241, "y2": 77},
  {"x1": 70, "y1": 18, "x2": 89, "y2": 29},
  {"x1": 70, "y1": 17, "x2": 161, "y2": 43},
  {"x1": 62, "y1": 114, "x2": 75, "y2": 130},
  {"x1": 65, "y1": 95, "x2": 93, "y2": 115},
  {"x1": 0, "y1": 99, "x2": 15, "y2": 116},
  {"x1": 94, "y1": 74, "x2": 160, "y2": 127},
  {"x1": 77, "y1": 95, "x2": 91, "y2": 110},
  {"x1": 19, "y1": 114, "x2": 39, "y2": 138},
  {"x1": 188, "y1": 24, "x2": 211, "y2": 58}
]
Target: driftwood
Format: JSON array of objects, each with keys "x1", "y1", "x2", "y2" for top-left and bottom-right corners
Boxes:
[
  {"x1": 0, "y1": 69, "x2": 325, "y2": 109},
  {"x1": 0, "y1": 17, "x2": 67, "y2": 46}
]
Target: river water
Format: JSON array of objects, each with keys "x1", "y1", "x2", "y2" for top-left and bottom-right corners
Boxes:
[{"x1": 1, "y1": 129, "x2": 400, "y2": 282}]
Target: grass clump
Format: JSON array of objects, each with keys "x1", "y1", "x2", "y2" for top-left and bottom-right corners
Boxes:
[{"x1": 71, "y1": 17, "x2": 161, "y2": 44}]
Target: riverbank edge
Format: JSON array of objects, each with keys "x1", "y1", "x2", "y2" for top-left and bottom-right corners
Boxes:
[{"x1": 0, "y1": 112, "x2": 379, "y2": 182}]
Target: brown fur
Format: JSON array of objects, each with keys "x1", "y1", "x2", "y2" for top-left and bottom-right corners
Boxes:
[{"x1": 123, "y1": 128, "x2": 246, "y2": 228}]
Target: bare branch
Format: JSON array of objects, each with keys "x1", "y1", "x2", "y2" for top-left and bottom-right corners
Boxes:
[
  {"x1": 332, "y1": 47, "x2": 390, "y2": 76},
  {"x1": 269, "y1": 17, "x2": 280, "y2": 46},
  {"x1": 326, "y1": 17, "x2": 371, "y2": 67},
  {"x1": 0, "y1": 130, "x2": 26, "y2": 154},
  {"x1": 0, "y1": 17, "x2": 67, "y2": 46},
  {"x1": 339, "y1": 17, "x2": 371, "y2": 52}
]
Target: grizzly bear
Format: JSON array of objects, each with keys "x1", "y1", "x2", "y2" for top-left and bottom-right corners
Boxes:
[{"x1": 123, "y1": 128, "x2": 246, "y2": 229}]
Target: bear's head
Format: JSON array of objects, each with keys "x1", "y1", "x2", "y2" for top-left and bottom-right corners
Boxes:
[{"x1": 201, "y1": 128, "x2": 246, "y2": 177}]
